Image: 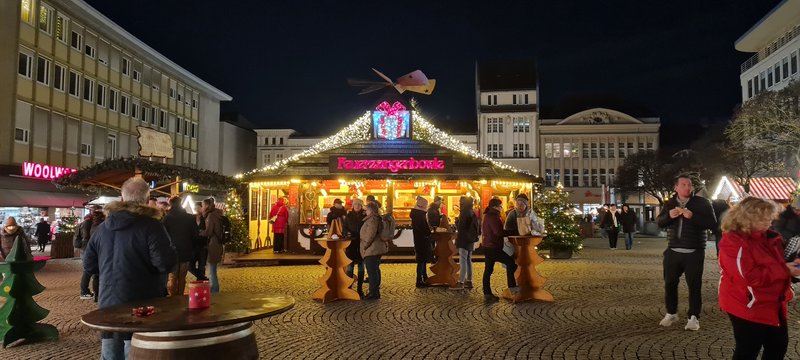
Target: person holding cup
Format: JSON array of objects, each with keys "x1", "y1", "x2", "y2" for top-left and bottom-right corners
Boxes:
[{"x1": 718, "y1": 197, "x2": 800, "y2": 359}]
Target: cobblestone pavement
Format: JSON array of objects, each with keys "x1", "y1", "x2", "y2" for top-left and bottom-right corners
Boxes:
[{"x1": 2, "y1": 237, "x2": 800, "y2": 359}]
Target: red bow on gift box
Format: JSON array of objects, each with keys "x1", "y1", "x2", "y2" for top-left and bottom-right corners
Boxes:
[
  {"x1": 375, "y1": 102, "x2": 408, "y2": 140},
  {"x1": 376, "y1": 101, "x2": 406, "y2": 116}
]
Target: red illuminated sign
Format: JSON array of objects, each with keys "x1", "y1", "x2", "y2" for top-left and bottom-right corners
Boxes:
[
  {"x1": 329, "y1": 156, "x2": 452, "y2": 173},
  {"x1": 22, "y1": 162, "x2": 77, "y2": 180}
]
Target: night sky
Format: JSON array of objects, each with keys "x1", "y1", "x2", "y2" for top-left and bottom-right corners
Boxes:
[{"x1": 85, "y1": 0, "x2": 780, "y2": 146}]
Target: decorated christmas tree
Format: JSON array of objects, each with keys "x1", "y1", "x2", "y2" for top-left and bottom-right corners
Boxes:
[
  {"x1": 224, "y1": 190, "x2": 250, "y2": 254},
  {"x1": 532, "y1": 183, "x2": 583, "y2": 253},
  {"x1": 0, "y1": 236, "x2": 58, "y2": 347},
  {"x1": 57, "y1": 207, "x2": 80, "y2": 234}
]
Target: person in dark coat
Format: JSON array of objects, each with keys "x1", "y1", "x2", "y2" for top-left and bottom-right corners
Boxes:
[
  {"x1": 0, "y1": 217, "x2": 30, "y2": 261},
  {"x1": 600, "y1": 204, "x2": 620, "y2": 249},
  {"x1": 482, "y1": 198, "x2": 518, "y2": 302},
  {"x1": 84, "y1": 177, "x2": 176, "y2": 359},
  {"x1": 200, "y1": 198, "x2": 224, "y2": 293},
  {"x1": 343, "y1": 198, "x2": 366, "y2": 297},
  {"x1": 712, "y1": 198, "x2": 732, "y2": 256},
  {"x1": 190, "y1": 201, "x2": 208, "y2": 281},
  {"x1": 453, "y1": 196, "x2": 479, "y2": 290},
  {"x1": 427, "y1": 197, "x2": 443, "y2": 230},
  {"x1": 163, "y1": 196, "x2": 199, "y2": 296},
  {"x1": 656, "y1": 175, "x2": 716, "y2": 331},
  {"x1": 618, "y1": 204, "x2": 637, "y2": 250},
  {"x1": 411, "y1": 196, "x2": 432, "y2": 287},
  {"x1": 326, "y1": 198, "x2": 347, "y2": 227},
  {"x1": 34, "y1": 217, "x2": 51, "y2": 252},
  {"x1": 772, "y1": 197, "x2": 800, "y2": 247},
  {"x1": 76, "y1": 206, "x2": 105, "y2": 300}
]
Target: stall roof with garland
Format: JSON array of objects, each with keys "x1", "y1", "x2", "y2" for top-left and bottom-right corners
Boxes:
[
  {"x1": 55, "y1": 157, "x2": 238, "y2": 194},
  {"x1": 241, "y1": 111, "x2": 540, "y2": 182}
]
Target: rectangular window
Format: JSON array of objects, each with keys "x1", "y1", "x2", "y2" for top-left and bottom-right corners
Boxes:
[
  {"x1": 120, "y1": 94, "x2": 128, "y2": 115},
  {"x1": 68, "y1": 70, "x2": 80, "y2": 97},
  {"x1": 191, "y1": 122, "x2": 197, "y2": 139},
  {"x1": 492, "y1": 95, "x2": 497, "y2": 105},
  {"x1": 121, "y1": 58, "x2": 130, "y2": 76},
  {"x1": 18, "y1": 52, "x2": 33, "y2": 78},
  {"x1": 55, "y1": 14, "x2": 67, "y2": 42},
  {"x1": 524, "y1": 94, "x2": 529, "y2": 104},
  {"x1": 38, "y1": 3, "x2": 52, "y2": 34},
  {"x1": 150, "y1": 108, "x2": 157, "y2": 125},
  {"x1": 599, "y1": 143, "x2": 606, "y2": 158},
  {"x1": 15, "y1": 128, "x2": 29, "y2": 143},
  {"x1": 169, "y1": 87, "x2": 175, "y2": 98},
  {"x1": 20, "y1": 0, "x2": 33, "y2": 24},
  {"x1": 109, "y1": 88, "x2": 118, "y2": 111},
  {"x1": 36, "y1": 56, "x2": 51, "y2": 85},
  {"x1": 160, "y1": 110, "x2": 167, "y2": 128},
  {"x1": 184, "y1": 119, "x2": 190, "y2": 136},
  {"x1": 599, "y1": 169, "x2": 607, "y2": 185},
  {"x1": 132, "y1": 69, "x2": 141, "y2": 82},
  {"x1": 191, "y1": 98, "x2": 197, "y2": 108},
  {"x1": 782, "y1": 57, "x2": 789, "y2": 80},
  {"x1": 176, "y1": 117, "x2": 182, "y2": 133},
  {"x1": 512, "y1": 94, "x2": 517, "y2": 104},
  {"x1": 107, "y1": 134, "x2": 117, "y2": 159},
  {"x1": 83, "y1": 77, "x2": 94, "y2": 102},
  {"x1": 53, "y1": 63, "x2": 65, "y2": 91},
  {"x1": 618, "y1": 142, "x2": 625, "y2": 158},
  {"x1": 80, "y1": 143, "x2": 92, "y2": 156},
  {"x1": 792, "y1": 52, "x2": 798, "y2": 75},
  {"x1": 583, "y1": 169, "x2": 590, "y2": 186},
  {"x1": 142, "y1": 104, "x2": 149, "y2": 123},
  {"x1": 774, "y1": 63, "x2": 781, "y2": 83},
  {"x1": 590, "y1": 143, "x2": 598, "y2": 158},
  {"x1": 486, "y1": 95, "x2": 492, "y2": 105},
  {"x1": 760, "y1": 71, "x2": 766, "y2": 91},
  {"x1": 70, "y1": 29, "x2": 82, "y2": 50},
  {"x1": 84, "y1": 43, "x2": 96, "y2": 58},
  {"x1": 768, "y1": 68, "x2": 773, "y2": 87},
  {"x1": 131, "y1": 101, "x2": 139, "y2": 119},
  {"x1": 552, "y1": 143, "x2": 561, "y2": 158},
  {"x1": 96, "y1": 83, "x2": 106, "y2": 107},
  {"x1": 747, "y1": 79, "x2": 753, "y2": 99},
  {"x1": 582, "y1": 143, "x2": 589, "y2": 158},
  {"x1": 279, "y1": 137, "x2": 283, "y2": 145},
  {"x1": 545, "y1": 169, "x2": 553, "y2": 187}
]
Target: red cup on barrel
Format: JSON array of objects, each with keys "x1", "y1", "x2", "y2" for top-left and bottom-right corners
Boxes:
[{"x1": 188, "y1": 280, "x2": 211, "y2": 309}]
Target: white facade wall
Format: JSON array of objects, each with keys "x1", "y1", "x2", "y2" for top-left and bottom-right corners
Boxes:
[{"x1": 740, "y1": 36, "x2": 800, "y2": 101}]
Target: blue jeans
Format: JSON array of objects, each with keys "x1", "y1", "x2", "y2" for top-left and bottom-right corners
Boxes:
[
  {"x1": 624, "y1": 232, "x2": 634, "y2": 250},
  {"x1": 363, "y1": 256, "x2": 381, "y2": 297},
  {"x1": 458, "y1": 248, "x2": 473, "y2": 283},
  {"x1": 80, "y1": 250, "x2": 98, "y2": 296},
  {"x1": 101, "y1": 338, "x2": 130, "y2": 360},
  {"x1": 207, "y1": 262, "x2": 219, "y2": 293},
  {"x1": 346, "y1": 262, "x2": 365, "y2": 293}
]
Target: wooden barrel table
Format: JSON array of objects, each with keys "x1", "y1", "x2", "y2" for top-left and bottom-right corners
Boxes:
[{"x1": 81, "y1": 292, "x2": 294, "y2": 359}]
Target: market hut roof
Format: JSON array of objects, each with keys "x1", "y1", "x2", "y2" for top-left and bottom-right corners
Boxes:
[
  {"x1": 55, "y1": 157, "x2": 238, "y2": 194},
  {"x1": 241, "y1": 111, "x2": 539, "y2": 182}
]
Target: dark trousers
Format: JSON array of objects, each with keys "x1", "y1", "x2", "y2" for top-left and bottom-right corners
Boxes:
[
  {"x1": 273, "y1": 233, "x2": 285, "y2": 252},
  {"x1": 483, "y1": 248, "x2": 517, "y2": 295},
  {"x1": 364, "y1": 255, "x2": 382, "y2": 297},
  {"x1": 80, "y1": 250, "x2": 98, "y2": 296},
  {"x1": 607, "y1": 228, "x2": 619, "y2": 248},
  {"x1": 346, "y1": 261, "x2": 365, "y2": 293},
  {"x1": 189, "y1": 246, "x2": 208, "y2": 280},
  {"x1": 663, "y1": 249, "x2": 704, "y2": 318},
  {"x1": 624, "y1": 232, "x2": 634, "y2": 250},
  {"x1": 729, "y1": 312, "x2": 788, "y2": 360}
]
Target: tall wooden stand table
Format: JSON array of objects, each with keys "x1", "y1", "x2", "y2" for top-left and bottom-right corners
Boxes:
[
  {"x1": 501, "y1": 235, "x2": 554, "y2": 303},
  {"x1": 81, "y1": 292, "x2": 295, "y2": 360},
  {"x1": 312, "y1": 238, "x2": 361, "y2": 303},
  {"x1": 428, "y1": 232, "x2": 459, "y2": 287}
]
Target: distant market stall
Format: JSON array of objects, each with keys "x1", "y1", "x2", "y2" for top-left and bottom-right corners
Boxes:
[
  {"x1": 711, "y1": 176, "x2": 797, "y2": 204},
  {"x1": 241, "y1": 97, "x2": 541, "y2": 254}
]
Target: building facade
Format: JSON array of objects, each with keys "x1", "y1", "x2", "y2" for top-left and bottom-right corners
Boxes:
[
  {"x1": 475, "y1": 60, "x2": 539, "y2": 175},
  {"x1": 737, "y1": 0, "x2": 800, "y2": 102},
  {"x1": 218, "y1": 112, "x2": 256, "y2": 176},
  {"x1": 0, "y1": 0, "x2": 230, "y2": 221}
]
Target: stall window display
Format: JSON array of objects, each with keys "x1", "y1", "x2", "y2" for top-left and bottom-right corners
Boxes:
[{"x1": 0, "y1": 207, "x2": 45, "y2": 237}]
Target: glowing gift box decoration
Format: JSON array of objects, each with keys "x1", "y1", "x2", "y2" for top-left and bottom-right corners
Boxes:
[{"x1": 372, "y1": 101, "x2": 410, "y2": 140}]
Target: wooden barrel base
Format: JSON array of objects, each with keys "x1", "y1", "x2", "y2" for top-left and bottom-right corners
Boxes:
[{"x1": 130, "y1": 322, "x2": 258, "y2": 360}]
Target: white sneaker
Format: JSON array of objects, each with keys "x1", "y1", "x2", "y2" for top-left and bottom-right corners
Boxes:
[
  {"x1": 79, "y1": 294, "x2": 93, "y2": 300},
  {"x1": 685, "y1": 316, "x2": 700, "y2": 331},
  {"x1": 659, "y1": 313, "x2": 678, "y2": 327}
]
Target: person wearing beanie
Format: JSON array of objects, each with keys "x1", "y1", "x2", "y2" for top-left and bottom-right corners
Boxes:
[
  {"x1": 482, "y1": 198, "x2": 518, "y2": 302},
  {"x1": 411, "y1": 196, "x2": 432, "y2": 287},
  {"x1": 326, "y1": 198, "x2": 347, "y2": 227},
  {"x1": 504, "y1": 193, "x2": 531, "y2": 236}
]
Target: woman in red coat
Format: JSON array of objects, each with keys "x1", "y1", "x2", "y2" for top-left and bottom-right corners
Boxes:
[
  {"x1": 269, "y1": 197, "x2": 289, "y2": 253},
  {"x1": 719, "y1": 197, "x2": 800, "y2": 359}
]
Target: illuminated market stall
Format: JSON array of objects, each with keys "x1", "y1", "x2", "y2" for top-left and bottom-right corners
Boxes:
[{"x1": 241, "y1": 99, "x2": 540, "y2": 254}]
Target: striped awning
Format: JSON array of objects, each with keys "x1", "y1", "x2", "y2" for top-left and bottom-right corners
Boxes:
[{"x1": 733, "y1": 177, "x2": 797, "y2": 201}]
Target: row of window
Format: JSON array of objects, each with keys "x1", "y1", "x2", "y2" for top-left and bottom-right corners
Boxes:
[
  {"x1": 20, "y1": 1, "x2": 199, "y2": 106},
  {"x1": 263, "y1": 137, "x2": 285, "y2": 146},
  {"x1": 544, "y1": 168, "x2": 616, "y2": 187},
  {"x1": 261, "y1": 153, "x2": 284, "y2": 165},
  {"x1": 485, "y1": 94, "x2": 531, "y2": 106},
  {"x1": 18, "y1": 52, "x2": 199, "y2": 139},
  {"x1": 486, "y1": 118, "x2": 531, "y2": 133},
  {"x1": 544, "y1": 141, "x2": 655, "y2": 159},
  {"x1": 487, "y1": 144, "x2": 530, "y2": 158},
  {"x1": 747, "y1": 49, "x2": 799, "y2": 99}
]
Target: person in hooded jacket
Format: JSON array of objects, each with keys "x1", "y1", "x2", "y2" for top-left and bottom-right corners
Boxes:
[
  {"x1": 200, "y1": 198, "x2": 224, "y2": 293},
  {"x1": 360, "y1": 201, "x2": 389, "y2": 299},
  {"x1": 0, "y1": 216, "x2": 31, "y2": 261},
  {"x1": 34, "y1": 217, "x2": 51, "y2": 252},
  {"x1": 718, "y1": 197, "x2": 800, "y2": 359},
  {"x1": 163, "y1": 196, "x2": 199, "y2": 296},
  {"x1": 618, "y1": 204, "x2": 637, "y2": 250},
  {"x1": 83, "y1": 177, "x2": 176, "y2": 359},
  {"x1": 326, "y1": 198, "x2": 347, "y2": 227},
  {"x1": 343, "y1": 198, "x2": 366, "y2": 297},
  {"x1": 482, "y1": 198, "x2": 518, "y2": 302},
  {"x1": 453, "y1": 196, "x2": 479, "y2": 290},
  {"x1": 269, "y1": 197, "x2": 289, "y2": 253},
  {"x1": 76, "y1": 205, "x2": 105, "y2": 300},
  {"x1": 411, "y1": 196, "x2": 432, "y2": 287}
]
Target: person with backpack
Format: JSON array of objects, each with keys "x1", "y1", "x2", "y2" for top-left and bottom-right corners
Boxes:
[
  {"x1": 360, "y1": 202, "x2": 390, "y2": 300},
  {"x1": 0, "y1": 217, "x2": 31, "y2": 261},
  {"x1": 453, "y1": 196, "x2": 479, "y2": 290},
  {"x1": 200, "y1": 198, "x2": 224, "y2": 293},
  {"x1": 75, "y1": 205, "x2": 105, "y2": 300}
]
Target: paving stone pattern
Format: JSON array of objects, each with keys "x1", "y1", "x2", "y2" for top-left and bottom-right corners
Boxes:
[{"x1": 2, "y1": 237, "x2": 800, "y2": 359}]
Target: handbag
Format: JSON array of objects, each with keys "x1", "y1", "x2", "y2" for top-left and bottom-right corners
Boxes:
[
  {"x1": 268, "y1": 215, "x2": 277, "y2": 224},
  {"x1": 516, "y1": 216, "x2": 532, "y2": 236}
]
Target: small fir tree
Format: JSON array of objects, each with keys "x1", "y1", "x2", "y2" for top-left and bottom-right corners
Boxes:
[
  {"x1": 0, "y1": 237, "x2": 58, "y2": 347},
  {"x1": 532, "y1": 183, "x2": 583, "y2": 253},
  {"x1": 57, "y1": 207, "x2": 80, "y2": 234},
  {"x1": 224, "y1": 190, "x2": 250, "y2": 254}
]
